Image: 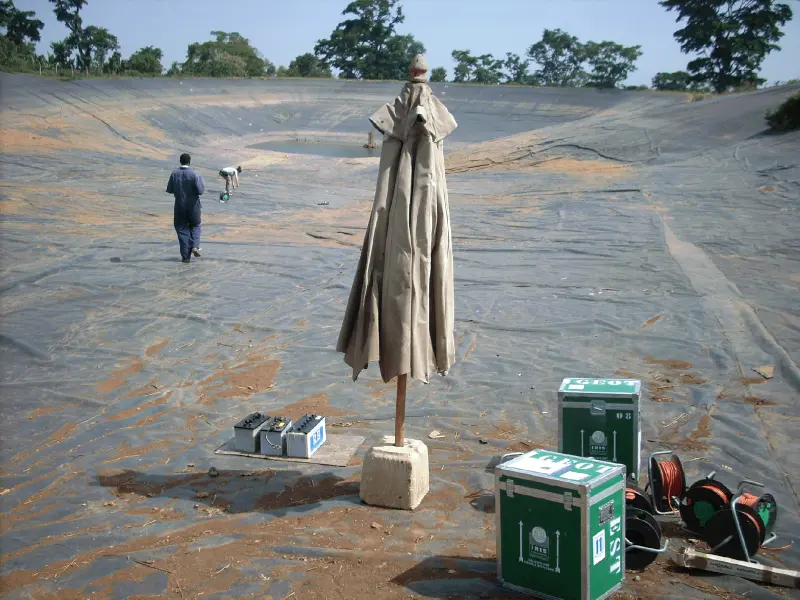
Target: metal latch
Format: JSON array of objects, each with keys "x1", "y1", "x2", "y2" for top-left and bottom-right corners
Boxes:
[
  {"x1": 505, "y1": 479, "x2": 515, "y2": 498},
  {"x1": 590, "y1": 400, "x2": 606, "y2": 416},
  {"x1": 599, "y1": 500, "x2": 614, "y2": 524},
  {"x1": 563, "y1": 492, "x2": 574, "y2": 511}
]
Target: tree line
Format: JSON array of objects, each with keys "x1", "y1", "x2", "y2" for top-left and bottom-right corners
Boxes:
[
  {"x1": 1, "y1": 0, "x2": 162, "y2": 75},
  {"x1": 0, "y1": 0, "x2": 279, "y2": 77},
  {"x1": 446, "y1": 32, "x2": 643, "y2": 89},
  {"x1": 1, "y1": 0, "x2": 794, "y2": 94}
]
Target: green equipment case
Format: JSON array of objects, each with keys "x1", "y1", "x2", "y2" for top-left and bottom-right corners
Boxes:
[
  {"x1": 558, "y1": 378, "x2": 642, "y2": 480},
  {"x1": 496, "y1": 449, "x2": 626, "y2": 600}
]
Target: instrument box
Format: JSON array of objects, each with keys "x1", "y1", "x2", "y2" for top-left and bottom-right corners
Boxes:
[
  {"x1": 558, "y1": 378, "x2": 642, "y2": 480},
  {"x1": 496, "y1": 449, "x2": 626, "y2": 600}
]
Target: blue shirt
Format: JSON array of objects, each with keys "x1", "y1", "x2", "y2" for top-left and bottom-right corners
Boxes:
[{"x1": 166, "y1": 166, "x2": 205, "y2": 212}]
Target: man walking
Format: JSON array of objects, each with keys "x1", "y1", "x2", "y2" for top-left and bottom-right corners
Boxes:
[{"x1": 166, "y1": 153, "x2": 205, "y2": 263}]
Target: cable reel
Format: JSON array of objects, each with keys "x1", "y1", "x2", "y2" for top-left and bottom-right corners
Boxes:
[
  {"x1": 625, "y1": 507, "x2": 664, "y2": 570},
  {"x1": 648, "y1": 451, "x2": 686, "y2": 514},
  {"x1": 756, "y1": 493, "x2": 779, "y2": 536},
  {"x1": 679, "y1": 475, "x2": 733, "y2": 534},
  {"x1": 624, "y1": 474, "x2": 667, "y2": 570},
  {"x1": 705, "y1": 490, "x2": 779, "y2": 560},
  {"x1": 625, "y1": 479, "x2": 655, "y2": 514}
]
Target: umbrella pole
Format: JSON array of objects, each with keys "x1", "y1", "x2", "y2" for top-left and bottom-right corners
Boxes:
[{"x1": 394, "y1": 374, "x2": 407, "y2": 447}]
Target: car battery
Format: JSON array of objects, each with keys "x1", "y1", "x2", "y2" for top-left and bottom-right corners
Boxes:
[
  {"x1": 233, "y1": 412, "x2": 272, "y2": 453},
  {"x1": 496, "y1": 449, "x2": 626, "y2": 600},
  {"x1": 558, "y1": 378, "x2": 642, "y2": 480},
  {"x1": 259, "y1": 416, "x2": 292, "y2": 457},
  {"x1": 285, "y1": 414, "x2": 327, "y2": 458}
]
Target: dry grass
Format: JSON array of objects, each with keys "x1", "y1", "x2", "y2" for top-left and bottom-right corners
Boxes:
[{"x1": 689, "y1": 92, "x2": 713, "y2": 103}]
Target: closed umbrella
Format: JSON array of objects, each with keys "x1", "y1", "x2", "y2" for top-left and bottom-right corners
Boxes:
[{"x1": 337, "y1": 55, "x2": 457, "y2": 446}]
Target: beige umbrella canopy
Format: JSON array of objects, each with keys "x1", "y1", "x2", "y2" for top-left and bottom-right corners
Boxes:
[{"x1": 337, "y1": 55, "x2": 457, "y2": 444}]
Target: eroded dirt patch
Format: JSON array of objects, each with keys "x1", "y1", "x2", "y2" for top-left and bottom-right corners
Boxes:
[
  {"x1": 96, "y1": 358, "x2": 145, "y2": 395},
  {"x1": 745, "y1": 396, "x2": 775, "y2": 407},
  {"x1": 274, "y1": 392, "x2": 351, "y2": 421},
  {"x1": 144, "y1": 339, "x2": 171, "y2": 357},
  {"x1": 107, "y1": 392, "x2": 170, "y2": 421},
  {"x1": 27, "y1": 403, "x2": 77, "y2": 420},
  {"x1": 645, "y1": 356, "x2": 693, "y2": 371},
  {"x1": 642, "y1": 314, "x2": 664, "y2": 328},
  {"x1": 197, "y1": 351, "x2": 280, "y2": 404}
]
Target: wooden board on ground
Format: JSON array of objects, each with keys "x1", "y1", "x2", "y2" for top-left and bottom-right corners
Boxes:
[
  {"x1": 675, "y1": 548, "x2": 800, "y2": 588},
  {"x1": 214, "y1": 434, "x2": 365, "y2": 467}
]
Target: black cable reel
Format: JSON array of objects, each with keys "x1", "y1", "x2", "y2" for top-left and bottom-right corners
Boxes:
[
  {"x1": 626, "y1": 508, "x2": 664, "y2": 570},
  {"x1": 678, "y1": 475, "x2": 733, "y2": 534},
  {"x1": 704, "y1": 492, "x2": 779, "y2": 560},
  {"x1": 626, "y1": 480, "x2": 654, "y2": 514},
  {"x1": 624, "y1": 478, "x2": 666, "y2": 570}
]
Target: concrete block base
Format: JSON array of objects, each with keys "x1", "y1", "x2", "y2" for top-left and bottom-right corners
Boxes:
[{"x1": 359, "y1": 436, "x2": 429, "y2": 510}]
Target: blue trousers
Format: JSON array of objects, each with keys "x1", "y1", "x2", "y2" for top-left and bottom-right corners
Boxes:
[{"x1": 174, "y1": 207, "x2": 201, "y2": 260}]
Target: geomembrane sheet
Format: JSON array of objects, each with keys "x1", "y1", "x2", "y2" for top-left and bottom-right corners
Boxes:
[{"x1": 1, "y1": 73, "x2": 799, "y2": 599}]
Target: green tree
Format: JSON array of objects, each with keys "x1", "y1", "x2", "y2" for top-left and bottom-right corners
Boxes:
[
  {"x1": 314, "y1": 0, "x2": 425, "y2": 80},
  {"x1": 184, "y1": 42, "x2": 248, "y2": 77},
  {"x1": 660, "y1": 0, "x2": 793, "y2": 93},
  {"x1": 379, "y1": 33, "x2": 424, "y2": 79},
  {"x1": 430, "y1": 66, "x2": 447, "y2": 82},
  {"x1": 105, "y1": 49, "x2": 121, "y2": 73},
  {"x1": 0, "y1": 1, "x2": 10, "y2": 26},
  {"x1": 472, "y1": 53, "x2": 503, "y2": 84},
  {"x1": 182, "y1": 31, "x2": 273, "y2": 77},
  {"x1": 280, "y1": 52, "x2": 332, "y2": 77},
  {"x1": 0, "y1": 0, "x2": 42, "y2": 72},
  {"x1": 527, "y1": 28, "x2": 586, "y2": 87},
  {"x1": 451, "y1": 49, "x2": 477, "y2": 82},
  {"x1": 126, "y1": 45, "x2": 163, "y2": 75},
  {"x1": 82, "y1": 25, "x2": 118, "y2": 72},
  {"x1": 0, "y1": 36, "x2": 32, "y2": 67},
  {"x1": 1, "y1": 0, "x2": 44, "y2": 46},
  {"x1": 583, "y1": 41, "x2": 642, "y2": 88},
  {"x1": 652, "y1": 70, "x2": 692, "y2": 91},
  {"x1": 504, "y1": 52, "x2": 530, "y2": 84},
  {"x1": 48, "y1": 0, "x2": 124, "y2": 74},
  {"x1": 48, "y1": 0, "x2": 90, "y2": 68},
  {"x1": 50, "y1": 38, "x2": 72, "y2": 67},
  {"x1": 212, "y1": 30, "x2": 274, "y2": 76},
  {"x1": 166, "y1": 60, "x2": 181, "y2": 76},
  {"x1": 450, "y1": 50, "x2": 503, "y2": 84},
  {"x1": 49, "y1": 0, "x2": 84, "y2": 34}
]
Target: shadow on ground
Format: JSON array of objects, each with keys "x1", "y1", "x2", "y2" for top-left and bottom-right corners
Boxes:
[
  {"x1": 96, "y1": 468, "x2": 361, "y2": 514},
  {"x1": 392, "y1": 555, "x2": 521, "y2": 599}
]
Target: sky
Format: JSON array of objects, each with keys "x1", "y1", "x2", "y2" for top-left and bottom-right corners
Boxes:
[{"x1": 17, "y1": 0, "x2": 800, "y2": 86}]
